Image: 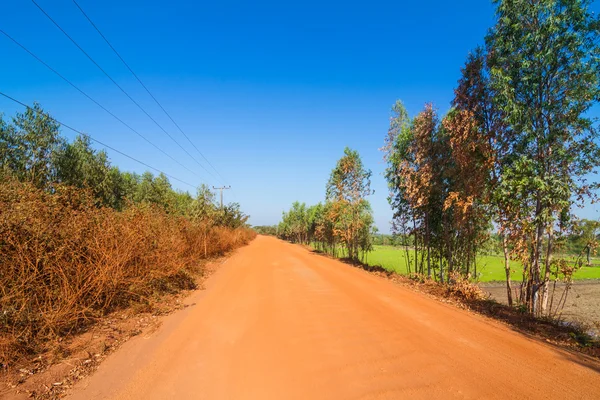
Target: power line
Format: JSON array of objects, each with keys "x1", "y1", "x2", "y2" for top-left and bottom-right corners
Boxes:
[
  {"x1": 31, "y1": 0, "x2": 215, "y2": 180},
  {"x1": 0, "y1": 91, "x2": 197, "y2": 189},
  {"x1": 71, "y1": 0, "x2": 230, "y2": 186},
  {"x1": 0, "y1": 29, "x2": 201, "y2": 180},
  {"x1": 212, "y1": 186, "x2": 231, "y2": 209}
]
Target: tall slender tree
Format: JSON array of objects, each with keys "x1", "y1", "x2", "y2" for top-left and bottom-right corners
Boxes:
[
  {"x1": 451, "y1": 47, "x2": 516, "y2": 303},
  {"x1": 382, "y1": 101, "x2": 418, "y2": 275},
  {"x1": 0, "y1": 103, "x2": 62, "y2": 189},
  {"x1": 487, "y1": 0, "x2": 600, "y2": 313},
  {"x1": 326, "y1": 147, "x2": 374, "y2": 261}
]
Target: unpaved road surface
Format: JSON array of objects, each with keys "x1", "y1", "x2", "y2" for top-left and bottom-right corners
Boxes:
[{"x1": 69, "y1": 236, "x2": 600, "y2": 400}]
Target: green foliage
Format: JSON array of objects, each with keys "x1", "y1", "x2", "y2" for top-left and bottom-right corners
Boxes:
[
  {"x1": 486, "y1": 0, "x2": 600, "y2": 313},
  {"x1": 278, "y1": 201, "x2": 310, "y2": 243},
  {"x1": 278, "y1": 148, "x2": 375, "y2": 262},
  {"x1": 326, "y1": 148, "x2": 374, "y2": 261},
  {"x1": 0, "y1": 103, "x2": 62, "y2": 189},
  {"x1": 326, "y1": 147, "x2": 372, "y2": 204},
  {"x1": 253, "y1": 225, "x2": 278, "y2": 236},
  {"x1": 0, "y1": 105, "x2": 250, "y2": 230},
  {"x1": 189, "y1": 184, "x2": 217, "y2": 221},
  {"x1": 55, "y1": 134, "x2": 116, "y2": 207},
  {"x1": 215, "y1": 202, "x2": 249, "y2": 229},
  {"x1": 382, "y1": 100, "x2": 494, "y2": 281}
]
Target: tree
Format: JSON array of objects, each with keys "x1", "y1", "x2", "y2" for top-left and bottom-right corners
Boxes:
[
  {"x1": 396, "y1": 104, "x2": 445, "y2": 278},
  {"x1": 451, "y1": 47, "x2": 513, "y2": 301},
  {"x1": 215, "y1": 202, "x2": 250, "y2": 229},
  {"x1": 486, "y1": 0, "x2": 600, "y2": 314},
  {"x1": 278, "y1": 202, "x2": 309, "y2": 244},
  {"x1": 382, "y1": 101, "x2": 418, "y2": 275},
  {"x1": 383, "y1": 99, "x2": 497, "y2": 283},
  {"x1": 253, "y1": 225, "x2": 278, "y2": 236},
  {"x1": 569, "y1": 219, "x2": 600, "y2": 264},
  {"x1": 326, "y1": 147, "x2": 374, "y2": 262},
  {"x1": 0, "y1": 114, "x2": 16, "y2": 178},
  {"x1": 134, "y1": 172, "x2": 175, "y2": 210},
  {"x1": 55, "y1": 134, "x2": 115, "y2": 207},
  {"x1": 441, "y1": 109, "x2": 493, "y2": 280},
  {"x1": 189, "y1": 185, "x2": 218, "y2": 256},
  {"x1": 0, "y1": 103, "x2": 62, "y2": 189}
]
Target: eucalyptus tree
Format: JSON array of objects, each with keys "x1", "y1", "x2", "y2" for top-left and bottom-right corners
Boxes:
[
  {"x1": 134, "y1": 172, "x2": 175, "y2": 210},
  {"x1": 486, "y1": 0, "x2": 600, "y2": 313},
  {"x1": 55, "y1": 134, "x2": 115, "y2": 207},
  {"x1": 326, "y1": 147, "x2": 374, "y2": 262},
  {"x1": 0, "y1": 103, "x2": 62, "y2": 189},
  {"x1": 382, "y1": 101, "x2": 418, "y2": 274},
  {"x1": 397, "y1": 105, "x2": 445, "y2": 278},
  {"x1": 451, "y1": 48, "x2": 516, "y2": 303},
  {"x1": 279, "y1": 202, "x2": 310, "y2": 244}
]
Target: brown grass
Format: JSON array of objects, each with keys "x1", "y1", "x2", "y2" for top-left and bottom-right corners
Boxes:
[{"x1": 0, "y1": 180, "x2": 255, "y2": 367}]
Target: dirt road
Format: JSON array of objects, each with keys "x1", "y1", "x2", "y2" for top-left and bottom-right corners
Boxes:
[{"x1": 69, "y1": 236, "x2": 600, "y2": 399}]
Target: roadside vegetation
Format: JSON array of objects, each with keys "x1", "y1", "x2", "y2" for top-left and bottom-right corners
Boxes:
[
  {"x1": 0, "y1": 105, "x2": 255, "y2": 367},
  {"x1": 275, "y1": 0, "x2": 600, "y2": 322},
  {"x1": 382, "y1": 0, "x2": 600, "y2": 318},
  {"x1": 277, "y1": 148, "x2": 376, "y2": 263}
]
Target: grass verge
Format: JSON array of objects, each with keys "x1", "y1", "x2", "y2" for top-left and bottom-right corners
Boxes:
[{"x1": 364, "y1": 245, "x2": 600, "y2": 282}]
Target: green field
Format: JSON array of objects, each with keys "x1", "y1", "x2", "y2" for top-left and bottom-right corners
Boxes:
[{"x1": 360, "y1": 245, "x2": 600, "y2": 282}]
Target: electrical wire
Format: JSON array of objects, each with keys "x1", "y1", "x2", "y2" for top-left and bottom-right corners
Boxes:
[
  {"x1": 0, "y1": 29, "x2": 202, "y2": 180},
  {"x1": 71, "y1": 0, "x2": 230, "y2": 186},
  {"x1": 31, "y1": 0, "x2": 216, "y2": 180}
]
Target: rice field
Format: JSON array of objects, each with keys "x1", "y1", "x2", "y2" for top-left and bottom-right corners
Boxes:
[{"x1": 361, "y1": 245, "x2": 600, "y2": 282}]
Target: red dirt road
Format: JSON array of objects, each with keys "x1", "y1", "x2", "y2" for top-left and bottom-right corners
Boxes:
[{"x1": 69, "y1": 236, "x2": 600, "y2": 399}]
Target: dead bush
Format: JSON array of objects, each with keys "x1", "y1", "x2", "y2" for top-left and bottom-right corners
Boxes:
[
  {"x1": 0, "y1": 180, "x2": 256, "y2": 367},
  {"x1": 446, "y1": 272, "x2": 488, "y2": 301}
]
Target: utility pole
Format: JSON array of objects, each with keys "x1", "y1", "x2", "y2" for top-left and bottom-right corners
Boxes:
[{"x1": 212, "y1": 186, "x2": 231, "y2": 209}]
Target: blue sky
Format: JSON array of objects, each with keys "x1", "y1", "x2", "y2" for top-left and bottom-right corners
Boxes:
[{"x1": 1, "y1": 0, "x2": 598, "y2": 232}]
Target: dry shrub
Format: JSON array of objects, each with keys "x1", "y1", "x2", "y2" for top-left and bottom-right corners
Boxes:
[
  {"x1": 446, "y1": 272, "x2": 487, "y2": 301},
  {"x1": 0, "y1": 180, "x2": 256, "y2": 366}
]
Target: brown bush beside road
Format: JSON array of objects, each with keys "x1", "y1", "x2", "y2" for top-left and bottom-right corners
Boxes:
[{"x1": 0, "y1": 179, "x2": 256, "y2": 368}]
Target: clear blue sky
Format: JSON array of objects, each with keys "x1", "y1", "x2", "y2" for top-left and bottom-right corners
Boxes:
[{"x1": 1, "y1": 1, "x2": 598, "y2": 232}]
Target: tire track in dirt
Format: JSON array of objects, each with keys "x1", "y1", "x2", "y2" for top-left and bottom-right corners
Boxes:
[{"x1": 68, "y1": 236, "x2": 600, "y2": 399}]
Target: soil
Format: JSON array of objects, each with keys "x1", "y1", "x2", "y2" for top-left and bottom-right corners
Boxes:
[
  {"x1": 0, "y1": 259, "x2": 225, "y2": 399},
  {"x1": 480, "y1": 280, "x2": 600, "y2": 332},
  {"x1": 56, "y1": 236, "x2": 600, "y2": 399}
]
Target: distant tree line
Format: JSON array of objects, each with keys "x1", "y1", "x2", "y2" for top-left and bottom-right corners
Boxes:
[
  {"x1": 277, "y1": 148, "x2": 376, "y2": 263},
  {"x1": 253, "y1": 225, "x2": 278, "y2": 236},
  {"x1": 0, "y1": 103, "x2": 249, "y2": 228}
]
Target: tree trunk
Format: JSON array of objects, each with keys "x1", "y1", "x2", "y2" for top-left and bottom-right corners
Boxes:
[
  {"x1": 541, "y1": 231, "x2": 553, "y2": 314},
  {"x1": 502, "y1": 234, "x2": 513, "y2": 306},
  {"x1": 448, "y1": 231, "x2": 454, "y2": 281},
  {"x1": 586, "y1": 245, "x2": 591, "y2": 266},
  {"x1": 426, "y1": 213, "x2": 431, "y2": 278},
  {"x1": 529, "y1": 196, "x2": 544, "y2": 314},
  {"x1": 404, "y1": 226, "x2": 412, "y2": 275},
  {"x1": 413, "y1": 217, "x2": 418, "y2": 275}
]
